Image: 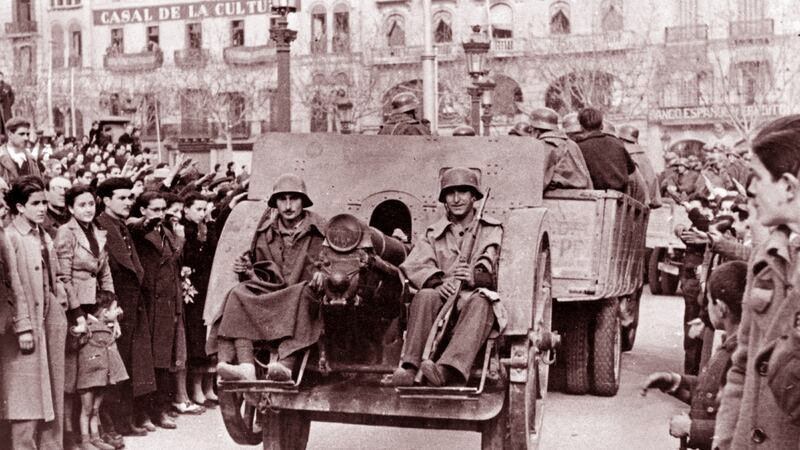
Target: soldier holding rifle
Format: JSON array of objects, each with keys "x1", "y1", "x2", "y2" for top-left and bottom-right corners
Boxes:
[{"x1": 392, "y1": 167, "x2": 503, "y2": 387}]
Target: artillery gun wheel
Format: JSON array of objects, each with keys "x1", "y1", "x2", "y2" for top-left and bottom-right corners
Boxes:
[
  {"x1": 219, "y1": 389, "x2": 263, "y2": 445},
  {"x1": 263, "y1": 410, "x2": 310, "y2": 450},
  {"x1": 563, "y1": 307, "x2": 590, "y2": 395},
  {"x1": 647, "y1": 248, "x2": 663, "y2": 295},
  {"x1": 482, "y1": 247, "x2": 552, "y2": 449},
  {"x1": 592, "y1": 298, "x2": 622, "y2": 396}
]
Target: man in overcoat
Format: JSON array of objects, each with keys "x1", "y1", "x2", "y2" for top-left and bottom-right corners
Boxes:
[
  {"x1": 393, "y1": 167, "x2": 503, "y2": 387},
  {"x1": 96, "y1": 178, "x2": 156, "y2": 435},
  {"x1": 574, "y1": 108, "x2": 636, "y2": 191},
  {"x1": 129, "y1": 190, "x2": 185, "y2": 429},
  {"x1": 215, "y1": 173, "x2": 327, "y2": 382}
]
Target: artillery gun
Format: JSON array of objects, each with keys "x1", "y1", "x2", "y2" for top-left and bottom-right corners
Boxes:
[{"x1": 206, "y1": 133, "x2": 647, "y2": 449}]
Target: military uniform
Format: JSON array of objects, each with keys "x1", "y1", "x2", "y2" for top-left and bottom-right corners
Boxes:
[
  {"x1": 540, "y1": 129, "x2": 593, "y2": 190},
  {"x1": 624, "y1": 142, "x2": 662, "y2": 207},
  {"x1": 377, "y1": 113, "x2": 430, "y2": 136}
]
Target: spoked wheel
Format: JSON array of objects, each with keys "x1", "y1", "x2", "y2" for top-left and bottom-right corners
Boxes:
[
  {"x1": 263, "y1": 410, "x2": 311, "y2": 450},
  {"x1": 219, "y1": 389, "x2": 263, "y2": 445},
  {"x1": 482, "y1": 247, "x2": 553, "y2": 449},
  {"x1": 592, "y1": 298, "x2": 622, "y2": 396}
]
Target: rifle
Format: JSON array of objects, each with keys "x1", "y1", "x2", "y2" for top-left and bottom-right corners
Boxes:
[{"x1": 414, "y1": 188, "x2": 491, "y2": 383}]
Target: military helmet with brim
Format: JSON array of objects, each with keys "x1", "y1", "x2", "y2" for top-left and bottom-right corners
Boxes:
[
  {"x1": 529, "y1": 107, "x2": 559, "y2": 131},
  {"x1": 453, "y1": 125, "x2": 477, "y2": 136},
  {"x1": 562, "y1": 113, "x2": 581, "y2": 133},
  {"x1": 439, "y1": 167, "x2": 484, "y2": 203},
  {"x1": 618, "y1": 125, "x2": 639, "y2": 144},
  {"x1": 268, "y1": 173, "x2": 313, "y2": 208},
  {"x1": 390, "y1": 92, "x2": 419, "y2": 115}
]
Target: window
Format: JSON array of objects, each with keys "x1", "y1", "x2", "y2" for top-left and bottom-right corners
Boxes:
[
  {"x1": 147, "y1": 26, "x2": 159, "y2": 51},
  {"x1": 734, "y1": 60, "x2": 771, "y2": 105},
  {"x1": 679, "y1": 0, "x2": 697, "y2": 25},
  {"x1": 311, "y1": 6, "x2": 327, "y2": 54},
  {"x1": 16, "y1": 0, "x2": 33, "y2": 22},
  {"x1": 51, "y1": 23, "x2": 65, "y2": 68},
  {"x1": 550, "y1": 9, "x2": 570, "y2": 34},
  {"x1": 490, "y1": 4, "x2": 513, "y2": 39},
  {"x1": 110, "y1": 28, "x2": 123, "y2": 54},
  {"x1": 332, "y1": 4, "x2": 350, "y2": 53},
  {"x1": 51, "y1": 0, "x2": 82, "y2": 8},
  {"x1": 186, "y1": 23, "x2": 202, "y2": 50},
  {"x1": 737, "y1": 0, "x2": 764, "y2": 20},
  {"x1": 69, "y1": 26, "x2": 82, "y2": 67},
  {"x1": 226, "y1": 92, "x2": 248, "y2": 136},
  {"x1": 15, "y1": 45, "x2": 33, "y2": 77},
  {"x1": 600, "y1": 0, "x2": 624, "y2": 33},
  {"x1": 231, "y1": 20, "x2": 244, "y2": 47},
  {"x1": 433, "y1": 11, "x2": 452, "y2": 43},
  {"x1": 386, "y1": 15, "x2": 405, "y2": 47},
  {"x1": 544, "y1": 71, "x2": 621, "y2": 114},
  {"x1": 181, "y1": 89, "x2": 208, "y2": 136}
]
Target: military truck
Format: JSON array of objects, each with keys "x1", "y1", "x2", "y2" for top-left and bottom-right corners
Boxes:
[{"x1": 207, "y1": 133, "x2": 648, "y2": 449}]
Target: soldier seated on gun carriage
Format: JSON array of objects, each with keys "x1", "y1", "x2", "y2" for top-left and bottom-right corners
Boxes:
[
  {"x1": 214, "y1": 173, "x2": 327, "y2": 382},
  {"x1": 392, "y1": 167, "x2": 504, "y2": 387}
]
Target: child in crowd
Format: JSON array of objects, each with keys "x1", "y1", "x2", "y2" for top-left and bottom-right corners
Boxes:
[{"x1": 643, "y1": 260, "x2": 747, "y2": 450}]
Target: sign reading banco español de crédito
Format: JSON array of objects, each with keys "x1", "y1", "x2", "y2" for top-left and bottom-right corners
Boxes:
[{"x1": 93, "y1": 0, "x2": 274, "y2": 26}]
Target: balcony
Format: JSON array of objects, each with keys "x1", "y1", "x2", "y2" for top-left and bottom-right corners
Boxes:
[
  {"x1": 364, "y1": 43, "x2": 462, "y2": 65},
  {"x1": 490, "y1": 38, "x2": 528, "y2": 57},
  {"x1": 104, "y1": 49, "x2": 163, "y2": 72},
  {"x1": 530, "y1": 31, "x2": 636, "y2": 56},
  {"x1": 665, "y1": 24, "x2": 708, "y2": 44},
  {"x1": 5, "y1": 21, "x2": 37, "y2": 37},
  {"x1": 174, "y1": 48, "x2": 210, "y2": 69},
  {"x1": 730, "y1": 19, "x2": 773, "y2": 45},
  {"x1": 223, "y1": 44, "x2": 276, "y2": 66}
]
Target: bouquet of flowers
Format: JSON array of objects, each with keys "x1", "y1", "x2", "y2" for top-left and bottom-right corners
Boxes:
[{"x1": 181, "y1": 266, "x2": 198, "y2": 304}]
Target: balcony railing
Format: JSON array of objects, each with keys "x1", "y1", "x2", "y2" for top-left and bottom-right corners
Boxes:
[
  {"x1": 530, "y1": 31, "x2": 636, "y2": 55},
  {"x1": 665, "y1": 24, "x2": 709, "y2": 43},
  {"x1": 365, "y1": 43, "x2": 462, "y2": 65},
  {"x1": 174, "y1": 48, "x2": 210, "y2": 69},
  {"x1": 5, "y1": 21, "x2": 37, "y2": 36},
  {"x1": 730, "y1": 19, "x2": 773, "y2": 43},
  {"x1": 104, "y1": 49, "x2": 163, "y2": 72},
  {"x1": 223, "y1": 44, "x2": 276, "y2": 66}
]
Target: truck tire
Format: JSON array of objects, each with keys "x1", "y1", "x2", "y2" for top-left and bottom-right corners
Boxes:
[
  {"x1": 648, "y1": 248, "x2": 663, "y2": 295},
  {"x1": 660, "y1": 272, "x2": 680, "y2": 296},
  {"x1": 563, "y1": 307, "x2": 590, "y2": 395},
  {"x1": 263, "y1": 410, "x2": 310, "y2": 450},
  {"x1": 592, "y1": 298, "x2": 622, "y2": 396}
]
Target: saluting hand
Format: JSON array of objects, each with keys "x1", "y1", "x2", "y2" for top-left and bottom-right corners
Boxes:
[{"x1": 18, "y1": 331, "x2": 34, "y2": 354}]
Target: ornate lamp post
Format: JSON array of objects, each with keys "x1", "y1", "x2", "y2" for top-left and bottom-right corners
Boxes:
[
  {"x1": 336, "y1": 97, "x2": 354, "y2": 134},
  {"x1": 462, "y1": 25, "x2": 490, "y2": 132},
  {"x1": 270, "y1": 0, "x2": 298, "y2": 132},
  {"x1": 477, "y1": 77, "x2": 496, "y2": 136}
]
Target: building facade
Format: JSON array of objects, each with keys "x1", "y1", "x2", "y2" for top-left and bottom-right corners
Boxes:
[{"x1": 1, "y1": 0, "x2": 798, "y2": 170}]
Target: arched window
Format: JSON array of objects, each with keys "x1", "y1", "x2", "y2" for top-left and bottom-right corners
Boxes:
[
  {"x1": 332, "y1": 3, "x2": 350, "y2": 53},
  {"x1": 489, "y1": 4, "x2": 513, "y2": 39},
  {"x1": 386, "y1": 15, "x2": 405, "y2": 47},
  {"x1": 433, "y1": 11, "x2": 452, "y2": 43},
  {"x1": 15, "y1": 45, "x2": 34, "y2": 79},
  {"x1": 550, "y1": 2, "x2": 570, "y2": 34},
  {"x1": 493, "y1": 75, "x2": 523, "y2": 117},
  {"x1": 68, "y1": 23, "x2": 82, "y2": 67},
  {"x1": 310, "y1": 5, "x2": 327, "y2": 54},
  {"x1": 544, "y1": 71, "x2": 621, "y2": 114},
  {"x1": 53, "y1": 107, "x2": 65, "y2": 134},
  {"x1": 600, "y1": 0, "x2": 623, "y2": 33},
  {"x1": 51, "y1": 23, "x2": 65, "y2": 68}
]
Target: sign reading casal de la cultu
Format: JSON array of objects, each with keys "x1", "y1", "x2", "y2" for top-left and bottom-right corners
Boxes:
[{"x1": 93, "y1": 0, "x2": 271, "y2": 26}]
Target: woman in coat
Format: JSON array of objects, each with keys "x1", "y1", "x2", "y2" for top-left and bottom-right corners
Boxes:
[
  {"x1": 55, "y1": 183, "x2": 117, "y2": 449},
  {"x1": 0, "y1": 175, "x2": 68, "y2": 449}
]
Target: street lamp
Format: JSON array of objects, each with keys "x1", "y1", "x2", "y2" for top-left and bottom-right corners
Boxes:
[
  {"x1": 462, "y1": 25, "x2": 491, "y2": 131},
  {"x1": 336, "y1": 97, "x2": 354, "y2": 134},
  {"x1": 477, "y1": 77, "x2": 496, "y2": 136},
  {"x1": 270, "y1": 0, "x2": 298, "y2": 132}
]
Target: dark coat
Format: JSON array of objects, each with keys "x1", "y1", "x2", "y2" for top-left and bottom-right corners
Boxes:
[
  {"x1": 377, "y1": 114, "x2": 430, "y2": 135},
  {"x1": 96, "y1": 212, "x2": 156, "y2": 397},
  {"x1": 181, "y1": 219, "x2": 217, "y2": 363},
  {"x1": 575, "y1": 131, "x2": 635, "y2": 191},
  {"x1": 130, "y1": 221, "x2": 184, "y2": 370},
  {"x1": 42, "y1": 205, "x2": 71, "y2": 239},
  {"x1": 0, "y1": 81, "x2": 14, "y2": 129}
]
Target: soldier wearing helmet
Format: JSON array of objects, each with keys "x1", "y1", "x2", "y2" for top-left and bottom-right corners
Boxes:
[
  {"x1": 216, "y1": 173, "x2": 328, "y2": 382},
  {"x1": 452, "y1": 124, "x2": 477, "y2": 136},
  {"x1": 508, "y1": 120, "x2": 533, "y2": 137},
  {"x1": 619, "y1": 124, "x2": 663, "y2": 208},
  {"x1": 528, "y1": 107, "x2": 592, "y2": 190},
  {"x1": 660, "y1": 158, "x2": 698, "y2": 202},
  {"x1": 393, "y1": 167, "x2": 503, "y2": 387},
  {"x1": 562, "y1": 112, "x2": 582, "y2": 140},
  {"x1": 377, "y1": 92, "x2": 431, "y2": 136}
]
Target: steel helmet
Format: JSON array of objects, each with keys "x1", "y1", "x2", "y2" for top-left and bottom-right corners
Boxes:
[
  {"x1": 562, "y1": 113, "x2": 581, "y2": 133},
  {"x1": 452, "y1": 125, "x2": 476, "y2": 136},
  {"x1": 508, "y1": 121, "x2": 533, "y2": 136},
  {"x1": 267, "y1": 173, "x2": 313, "y2": 208},
  {"x1": 390, "y1": 92, "x2": 419, "y2": 115},
  {"x1": 602, "y1": 121, "x2": 618, "y2": 138},
  {"x1": 671, "y1": 158, "x2": 689, "y2": 169},
  {"x1": 529, "y1": 107, "x2": 559, "y2": 131},
  {"x1": 618, "y1": 125, "x2": 639, "y2": 144},
  {"x1": 438, "y1": 167, "x2": 483, "y2": 203}
]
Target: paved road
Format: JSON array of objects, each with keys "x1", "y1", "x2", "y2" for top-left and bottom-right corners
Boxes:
[{"x1": 127, "y1": 291, "x2": 689, "y2": 450}]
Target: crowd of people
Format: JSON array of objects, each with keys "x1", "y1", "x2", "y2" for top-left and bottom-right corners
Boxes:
[{"x1": 0, "y1": 116, "x2": 250, "y2": 450}]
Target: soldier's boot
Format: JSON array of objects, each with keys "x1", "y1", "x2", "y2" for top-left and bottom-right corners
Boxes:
[
  {"x1": 217, "y1": 362, "x2": 257, "y2": 381},
  {"x1": 266, "y1": 355, "x2": 296, "y2": 382},
  {"x1": 391, "y1": 366, "x2": 417, "y2": 387}
]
